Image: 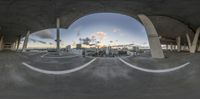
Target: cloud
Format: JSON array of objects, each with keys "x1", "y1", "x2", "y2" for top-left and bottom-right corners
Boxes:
[
  {"x1": 80, "y1": 37, "x2": 91, "y2": 45},
  {"x1": 113, "y1": 28, "x2": 121, "y2": 33},
  {"x1": 113, "y1": 28, "x2": 125, "y2": 36},
  {"x1": 49, "y1": 42, "x2": 53, "y2": 45},
  {"x1": 34, "y1": 30, "x2": 53, "y2": 39},
  {"x1": 95, "y1": 32, "x2": 106, "y2": 40},
  {"x1": 29, "y1": 38, "x2": 47, "y2": 44},
  {"x1": 30, "y1": 38, "x2": 37, "y2": 43},
  {"x1": 73, "y1": 27, "x2": 82, "y2": 37},
  {"x1": 38, "y1": 41, "x2": 47, "y2": 44}
]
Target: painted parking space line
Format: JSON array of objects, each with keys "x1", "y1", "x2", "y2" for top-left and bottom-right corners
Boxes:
[
  {"x1": 118, "y1": 58, "x2": 190, "y2": 73},
  {"x1": 43, "y1": 55, "x2": 80, "y2": 59},
  {"x1": 21, "y1": 58, "x2": 96, "y2": 75},
  {"x1": 40, "y1": 53, "x2": 49, "y2": 58},
  {"x1": 40, "y1": 52, "x2": 80, "y2": 59},
  {"x1": 28, "y1": 52, "x2": 44, "y2": 56}
]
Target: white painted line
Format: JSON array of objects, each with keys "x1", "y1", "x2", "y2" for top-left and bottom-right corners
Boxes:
[
  {"x1": 118, "y1": 58, "x2": 190, "y2": 73},
  {"x1": 40, "y1": 53, "x2": 48, "y2": 58},
  {"x1": 21, "y1": 58, "x2": 96, "y2": 75},
  {"x1": 44, "y1": 55, "x2": 80, "y2": 59},
  {"x1": 29, "y1": 52, "x2": 43, "y2": 56}
]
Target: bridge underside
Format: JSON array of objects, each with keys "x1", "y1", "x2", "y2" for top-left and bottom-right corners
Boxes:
[
  {"x1": 1, "y1": 1, "x2": 200, "y2": 98},
  {"x1": 0, "y1": 0, "x2": 200, "y2": 55}
]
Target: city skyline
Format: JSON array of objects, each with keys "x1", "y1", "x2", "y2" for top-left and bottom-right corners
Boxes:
[{"x1": 20, "y1": 13, "x2": 149, "y2": 49}]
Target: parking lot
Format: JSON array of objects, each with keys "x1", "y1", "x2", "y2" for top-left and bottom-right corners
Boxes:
[{"x1": 0, "y1": 51, "x2": 200, "y2": 99}]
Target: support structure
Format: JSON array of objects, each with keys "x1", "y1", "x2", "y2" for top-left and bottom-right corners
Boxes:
[
  {"x1": 11, "y1": 42, "x2": 16, "y2": 51},
  {"x1": 16, "y1": 35, "x2": 21, "y2": 51},
  {"x1": 170, "y1": 43, "x2": 173, "y2": 51},
  {"x1": 174, "y1": 45, "x2": 177, "y2": 50},
  {"x1": 22, "y1": 31, "x2": 30, "y2": 52},
  {"x1": 186, "y1": 33, "x2": 191, "y2": 49},
  {"x1": 138, "y1": 14, "x2": 164, "y2": 58},
  {"x1": 186, "y1": 27, "x2": 200, "y2": 53},
  {"x1": 176, "y1": 36, "x2": 181, "y2": 52},
  {"x1": 166, "y1": 44, "x2": 168, "y2": 50},
  {"x1": 0, "y1": 36, "x2": 3, "y2": 51},
  {"x1": 198, "y1": 41, "x2": 200, "y2": 51},
  {"x1": 56, "y1": 18, "x2": 61, "y2": 54},
  {"x1": 184, "y1": 43, "x2": 187, "y2": 51}
]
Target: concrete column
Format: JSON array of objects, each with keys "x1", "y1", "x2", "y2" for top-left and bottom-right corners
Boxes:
[
  {"x1": 56, "y1": 18, "x2": 61, "y2": 53},
  {"x1": 186, "y1": 33, "x2": 191, "y2": 49},
  {"x1": 166, "y1": 44, "x2": 168, "y2": 50},
  {"x1": 138, "y1": 14, "x2": 164, "y2": 58},
  {"x1": 170, "y1": 43, "x2": 173, "y2": 51},
  {"x1": 186, "y1": 27, "x2": 200, "y2": 53},
  {"x1": 22, "y1": 31, "x2": 30, "y2": 52},
  {"x1": 0, "y1": 36, "x2": 3, "y2": 50},
  {"x1": 16, "y1": 35, "x2": 21, "y2": 51},
  {"x1": 174, "y1": 45, "x2": 176, "y2": 50},
  {"x1": 183, "y1": 43, "x2": 187, "y2": 51},
  {"x1": 197, "y1": 40, "x2": 200, "y2": 51},
  {"x1": 176, "y1": 36, "x2": 181, "y2": 52},
  {"x1": 11, "y1": 42, "x2": 16, "y2": 51}
]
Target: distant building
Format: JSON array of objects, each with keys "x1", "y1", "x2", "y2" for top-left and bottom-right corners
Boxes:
[
  {"x1": 132, "y1": 46, "x2": 139, "y2": 52},
  {"x1": 66, "y1": 45, "x2": 71, "y2": 52},
  {"x1": 76, "y1": 44, "x2": 82, "y2": 49}
]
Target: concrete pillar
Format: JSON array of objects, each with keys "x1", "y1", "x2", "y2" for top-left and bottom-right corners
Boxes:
[
  {"x1": 22, "y1": 31, "x2": 30, "y2": 52},
  {"x1": 170, "y1": 43, "x2": 173, "y2": 51},
  {"x1": 56, "y1": 18, "x2": 61, "y2": 54},
  {"x1": 183, "y1": 43, "x2": 187, "y2": 51},
  {"x1": 166, "y1": 44, "x2": 168, "y2": 50},
  {"x1": 174, "y1": 45, "x2": 176, "y2": 50},
  {"x1": 138, "y1": 14, "x2": 164, "y2": 58},
  {"x1": 186, "y1": 33, "x2": 191, "y2": 49},
  {"x1": 186, "y1": 27, "x2": 200, "y2": 53},
  {"x1": 16, "y1": 35, "x2": 21, "y2": 51},
  {"x1": 0, "y1": 36, "x2": 3, "y2": 50},
  {"x1": 106, "y1": 47, "x2": 109, "y2": 56},
  {"x1": 197, "y1": 40, "x2": 200, "y2": 51},
  {"x1": 11, "y1": 42, "x2": 16, "y2": 51},
  {"x1": 176, "y1": 36, "x2": 181, "y2": 52}
]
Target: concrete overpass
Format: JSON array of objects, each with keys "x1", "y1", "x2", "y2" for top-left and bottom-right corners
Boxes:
[
  {"x1": 1, "y1": 1, "x2": 200, "y2": 99},
  {"x1": 0, "y1": 0, "x2": 200, "y2": 57}
]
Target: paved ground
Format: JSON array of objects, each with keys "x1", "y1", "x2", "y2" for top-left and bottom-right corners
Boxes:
[{"x1": 0, "y1": 51, "x2": 200, "y2": 99}]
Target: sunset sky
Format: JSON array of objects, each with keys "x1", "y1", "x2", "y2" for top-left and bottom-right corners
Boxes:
[{"x1": 22, "y1": 13, "x2": 149, "y2": 49}]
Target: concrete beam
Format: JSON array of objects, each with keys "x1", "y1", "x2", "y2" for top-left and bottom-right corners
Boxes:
[
  {"x1": 56, "y1": 18, "x2": 61, "y2": 54},
  {"x1": 176, "y1": 36, "x2": 181, "y2": 52},
  {"x1": 138, "y1": 14, "x2": 164, "y2": 58},
  {"x1": 22, "y1": 31, "x2": 30, "y2": 52},
  {"x1": 186, "y1": 27, "x2": 200, "y2": 53}
]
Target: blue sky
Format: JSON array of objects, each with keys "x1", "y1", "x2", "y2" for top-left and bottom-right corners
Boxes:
[{"x1": 26, "y1": 13, "x2": 148, "y2": 48}]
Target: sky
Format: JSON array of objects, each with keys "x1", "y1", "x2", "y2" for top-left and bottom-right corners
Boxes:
[{"x1": 21, "y1": 13, "x2": 149, "y2": 49}]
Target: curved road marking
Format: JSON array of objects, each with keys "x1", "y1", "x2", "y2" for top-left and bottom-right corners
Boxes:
[
  {"x1": 40, "y1": 53, "x2": 48, "y2": 57},
  {"x1": 27, "y1": 52, "x2": 42, "y2": 56},
  {"x1": 44, "y1": 55, "x2": 80, "y2": 59},
  {"x1": 22, "y1": 58, "x2": 96, "y2": 75},
  {"x1": 118, "y1": 58, "x2": 190, "y2": 73},
  {"x1": 40, "y1": 53, "x2": 80, "y2": 58}
]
